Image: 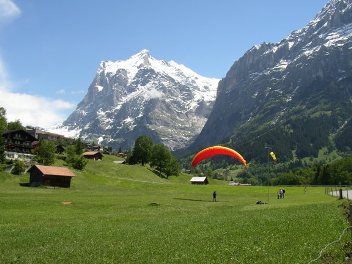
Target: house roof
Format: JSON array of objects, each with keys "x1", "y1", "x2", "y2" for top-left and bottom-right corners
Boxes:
[
  {"x1": 32, "y1": 165, "x2": 75, "y2": 177},
  {"x1": 2, "y1": 129, "x2": 37, "y2": 141},
  {"x1": 82, "y1": 151, "x2": 102, "y2": 156},
  {"x1": 190, "y1": 177, "x2": 208, "y2": 182}
]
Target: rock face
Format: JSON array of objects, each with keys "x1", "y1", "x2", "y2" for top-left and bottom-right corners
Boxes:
[
  {"x1": 62, "y1": 50, "x2": 219, "y2": 150},
  {"x1": 189, "y1": 0, "x2": 352, "y2": 161}
]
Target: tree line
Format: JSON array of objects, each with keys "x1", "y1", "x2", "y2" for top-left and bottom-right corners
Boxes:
[
  {"x1": 126, "y1": 135, "x2": 181, "y2": 178},
  {"x1": 236, "y1": 156, "x2": 352, "y2": 186}
]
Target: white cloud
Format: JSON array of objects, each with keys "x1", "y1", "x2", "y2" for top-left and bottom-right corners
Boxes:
[
  {"x1": 0, "y1": 0, "x2": 21, "y2": 24},
  {"x1": 0, "y1": 1, "x2": 76, "y2": 129},
  {"x1": 0, "y1": 56, "x2": 75, "y2": 128},
  {"x1": 52, "y1": 99, "x2": 75, "y2": 109},
  {"x1": 0, "y1": 90, "x2": 75, "y2": 128}
]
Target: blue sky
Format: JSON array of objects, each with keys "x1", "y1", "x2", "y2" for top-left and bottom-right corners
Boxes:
[{"x1": 0, "y1": 0, "x2": 328, "y2": 128}]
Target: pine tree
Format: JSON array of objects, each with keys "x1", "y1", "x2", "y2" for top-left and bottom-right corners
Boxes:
[
  {"x1": 33, "y1": 140, "x2": 56, "y2": 165},
  {"x1": 0, "y1": 107, "x2": 7, "y2": 163},
  {"x1": 75, "y1": 138, "x2": 84, "y2": 155}
]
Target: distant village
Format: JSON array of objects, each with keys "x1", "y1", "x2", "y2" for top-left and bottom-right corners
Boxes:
[
  {"x1": 1, "y1": 124, "x2": 187, "y2": 188},
  {"x1": 3, "y1": 128, "x2": 107, "y2": 161},
  {"x1": 1, "y1": 127, "x2": 114, "y2": 188},
  {"x1": 0, "y1": 114, "x2": 254, "y2": 189}
]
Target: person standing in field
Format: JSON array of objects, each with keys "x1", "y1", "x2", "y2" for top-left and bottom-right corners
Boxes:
[{"x1": 213, "y1": 191, "x2": 217, "y2": 202}]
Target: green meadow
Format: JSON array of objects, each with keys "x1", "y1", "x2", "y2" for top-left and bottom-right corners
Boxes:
[{"x1": 0, "y1": 155, "x2": 350, "y2": 263}]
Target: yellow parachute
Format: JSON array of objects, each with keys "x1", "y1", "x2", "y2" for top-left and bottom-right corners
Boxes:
[{"x1": 270, "y1": 151, "x2": 277, "y2": 161}]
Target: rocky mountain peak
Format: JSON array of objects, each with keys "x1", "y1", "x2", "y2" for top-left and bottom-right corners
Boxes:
[
  {"x1": 127, "y1": 49, "x2": 152, "y2": 67},
  {"x1": 189, "y1": 0, "x2": 352, "y2": 161},
  {"x1": 284, "y1": 0, "x2": 352, "y2": 43},
  {"x1": 61, "y1": 50, "x2": 219, "y2": 150}
]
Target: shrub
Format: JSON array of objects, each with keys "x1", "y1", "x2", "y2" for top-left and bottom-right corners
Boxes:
[
  {"x1": 70, "y1": 155, "x2": 88, "y2": 170},
  {"x1": 12, "y1": 160, "x2": 26, "y2": 175},
  {"x1": 65, "y1": 146, "x2": 88, "y2": 170}
]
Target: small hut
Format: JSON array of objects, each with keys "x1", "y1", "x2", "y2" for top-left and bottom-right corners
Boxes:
[
  {"x1": 82, "y1": 151, "x2": 103, "y2": 160},
  {"x1": 29, "y1": 165, "x2": 75, "y2": 188},
  {"x1": 190, "y1": 177, "x2": 209, "y2": 185}
]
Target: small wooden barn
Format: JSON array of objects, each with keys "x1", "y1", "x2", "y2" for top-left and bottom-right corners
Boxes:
[
  {"x1": 29, "y1": 165, "x2": 75, "y2": 188},
  {"x1": 82, "y1": 151, "x2": 103, "y2": 160},
  {"x1": 190, "y1": 177, "x2": 209, "y2": 185}
]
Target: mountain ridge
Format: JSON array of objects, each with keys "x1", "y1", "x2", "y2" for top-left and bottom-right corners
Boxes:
[
  {"x1": 187, "y1": 0, "x2": 352, "y2": 161},
  {"x1": 60, "y1": 50, "x2": 219, "y2": 150}
]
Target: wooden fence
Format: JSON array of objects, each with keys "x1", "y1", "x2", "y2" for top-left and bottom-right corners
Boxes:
[{"x1": 325, "y1": 186, "x2": 352, "y2": 200}]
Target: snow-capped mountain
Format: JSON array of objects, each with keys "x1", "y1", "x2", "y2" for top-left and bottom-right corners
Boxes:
[
  {"x1": 62, "y1": 50, "x2": 219, "y2": 150},
  {"x1": 189, "y1": 0, "x2": 352, "y2": 161}
]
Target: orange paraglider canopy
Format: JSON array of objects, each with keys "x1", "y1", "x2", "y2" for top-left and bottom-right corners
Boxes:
[{"x1": 191, "y1": 146, "x2": 247, "y2": 167}]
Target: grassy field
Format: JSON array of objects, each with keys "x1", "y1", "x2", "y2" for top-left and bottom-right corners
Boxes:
[{"x1": 0, "y1": 155, "x2": 350, "y2": 263}]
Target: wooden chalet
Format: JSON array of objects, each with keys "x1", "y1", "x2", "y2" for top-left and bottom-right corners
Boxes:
[
  {"x1": 29, "y1": 165, "x2": 75, "y2": 188},
  {"x1": 82, "y1": 151, "x2": 103, "y2": 160},
  {"x1": 190, "y1": 177, "x2": 209, "y2": 185},
  {"x1": 26, "y1": 128, "x2": 64, "y2": 141},
  {"x1": 2, "y1": 130, "x2": 37, "y2": 154}
]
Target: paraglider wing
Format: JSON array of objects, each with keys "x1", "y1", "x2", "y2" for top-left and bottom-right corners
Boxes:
[
  {"x1": 270, "y1": 151, "x2": 277, "y2": 161},
  {"x1": 191, "y1": 146, "x2": 247, "y2": 167}
]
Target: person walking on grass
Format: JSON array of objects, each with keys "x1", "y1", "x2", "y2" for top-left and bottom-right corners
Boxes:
[
  {"x1": 213, "y1": 191, "x2": 217, "y2": 202},
  {"x1": 277, "y1": 189, "x2": 286, "y2": 199}
]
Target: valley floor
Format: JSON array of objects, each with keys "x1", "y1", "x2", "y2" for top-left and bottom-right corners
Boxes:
[{"x1": 0, "y1": 156, "x2": 350, "y2": 263}]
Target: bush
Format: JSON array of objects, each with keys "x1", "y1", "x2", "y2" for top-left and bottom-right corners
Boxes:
[
  {"x1": 65, "y1": 146, "x2": 88, "y2": 170},
  {"x1": 12, "y1": 160, "x2": 26, "y2": 175},
  {"x1": 57, "y1": 154, "x2": 66, "y2": 161},
  {"x1": 70, "y1": 155, "x2": 88, "y2": 170}
]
